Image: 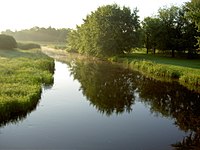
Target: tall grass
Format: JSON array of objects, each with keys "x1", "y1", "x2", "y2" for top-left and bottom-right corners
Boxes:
[
  {"x1": 0, "y1": 49, "x2": 54, "y2": 125},
  {"x1": 110, "y1": 54, "x2": 200, "y2": 92}
]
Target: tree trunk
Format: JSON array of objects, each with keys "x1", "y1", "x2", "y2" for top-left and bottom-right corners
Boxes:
[
  {"x1": 172, "y1": 49, "x2": 175, "y2": 57},
  {"x1": 153, "y1": 47, "x2": 156, "y2": 54},
  {"x1": 146, "y1": 48, "x2": 149, "y2": 54}
]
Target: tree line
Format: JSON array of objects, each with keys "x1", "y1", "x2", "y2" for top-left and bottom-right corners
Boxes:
[
  {"x1": 67, "y1": 0, "x2": 200, "y2": 58},
  {"x1": 142, "y1": 3, "x2": 199, "y2": 58},
  {"x1": 1, "y1": 0, "x2": 199, "y2": 58},
  {"x1": 0, "y1": 34, "x2": 42, "y2": 50},
  {"x1": 2, "y1": 26, "x2": 70, "y2": 43}
]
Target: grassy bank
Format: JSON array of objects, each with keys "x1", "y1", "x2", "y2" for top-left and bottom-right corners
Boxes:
[
  {"x1": 42, "y1": 47, "x2": 200, "y2": 92},
  {"x1": 0, "y1": 48, "x2": 54, "y2": 125},
  {"x1": 109, "y1": 53, "x2": 200, "y2": 92}
]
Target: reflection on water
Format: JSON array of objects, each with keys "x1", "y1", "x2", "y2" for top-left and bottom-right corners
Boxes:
[
  {"x1": 0, "y1": 83, "x2": 54, "y2": 127},
  {"x1": 0, "y1": 100, "x2": 38, "y2": 127},
  {"x1": 69, "y1": 60, "x2": 137, "y2": 115},
  {"x1": 68, "y1": 59, "x2": 200, "y2": 148},
  {"x1": 0, "y1": 58, "x2": 200, "y2": 149}
]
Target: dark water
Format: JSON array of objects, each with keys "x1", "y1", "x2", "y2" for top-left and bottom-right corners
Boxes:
[{"x1": 0, "y1": 60, "x2": 200, "y2": 150}]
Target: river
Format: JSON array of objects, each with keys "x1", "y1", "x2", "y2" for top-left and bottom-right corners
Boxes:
[{"x1": 0, "y1": 55, "x2": 200, "y2": 149}]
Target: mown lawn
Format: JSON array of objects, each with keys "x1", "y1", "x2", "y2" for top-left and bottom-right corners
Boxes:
[{"x1": 0, "y1": 49, "x2": 54, "y2": 125}]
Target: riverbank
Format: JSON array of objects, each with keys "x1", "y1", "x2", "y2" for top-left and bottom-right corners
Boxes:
[
  {"x1": 42, "y1": 47, "x2": 200, "y2": 93},
  {"x1": 109, "y1": 54, "x2": 200, "y2": 92},
  {"x1": 0, "y1": 48, "x2": 54, "y2": 125}
]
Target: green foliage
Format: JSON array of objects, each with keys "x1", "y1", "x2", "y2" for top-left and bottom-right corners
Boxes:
[
  {"x1": 0, "y1": 34, "x2": 17, "y2": 49},
  {"x1": 68, "y1": 4, "x2": 140, "y2": 56},
  {"x1": 66, "y1": 29, "x2": 80, "y2": 53},
  {"x1": 142, "y1": 17, "x2": 161, "y2": 54},
  {"x1": 141, "y1": 5, "x2": 199, "y2": 57},
  {"x1": 0, "y1": 49, "x2": 54, "y2": 125},
  {"x1": 186, "y1": 0, "x2": 200, "y2": 47},
  {"x1": 17, "y1": 42, "x2": 41, "y2": 50}
]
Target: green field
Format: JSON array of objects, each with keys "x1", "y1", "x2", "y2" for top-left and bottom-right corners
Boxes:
[
  {"x1": 122, "y1": 53, "x2": 200, "y2": 69},
  {"x1": 110, "y1": 53, "x2": 200, "y2": 92},
  {"x1": 0, "y1": 49, "x2": 54, "y2": 125}
]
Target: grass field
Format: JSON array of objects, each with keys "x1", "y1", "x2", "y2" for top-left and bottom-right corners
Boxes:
[
  {"x1": 110, "y1": 53, "x2": 200, "y2": 92},
  {"x1": 0, "y1": 49, "x2": 54, "y2": 125}
]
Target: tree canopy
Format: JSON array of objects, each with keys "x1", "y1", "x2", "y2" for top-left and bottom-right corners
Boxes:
[
  {"x1": 186, "y1": 0, "x2": 200, "y2": 46},
  {"x1": 142, "y1": 5, "x2": 199, "y2": 57},
  {"x1": 68, "y1": 4, "x2": 140, "y2": 56}
]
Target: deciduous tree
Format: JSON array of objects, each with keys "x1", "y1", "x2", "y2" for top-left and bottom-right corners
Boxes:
[{"x1": 68, "y1": 4, "x2": 140, "y2": 56}]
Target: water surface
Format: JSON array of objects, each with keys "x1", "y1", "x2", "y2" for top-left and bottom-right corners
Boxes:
[{"x1": 0, "y1": 60, "x2": 199, "y2": 149}]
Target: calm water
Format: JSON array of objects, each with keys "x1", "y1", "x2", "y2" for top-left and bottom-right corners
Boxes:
[{"x1": 0, "y1": 59, "x2": 200, "y2": 150}]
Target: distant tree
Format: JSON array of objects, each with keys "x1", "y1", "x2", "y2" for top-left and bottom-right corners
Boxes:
[
  {"x1": 68, "y1": 4, "x2": 140, "y2": 56},
  {"x1": 1, "y1": 27, "x2": 70, "y2": 43},
  {"x1": 0, "y1": 34, "x2": 17, "y2": 49}
]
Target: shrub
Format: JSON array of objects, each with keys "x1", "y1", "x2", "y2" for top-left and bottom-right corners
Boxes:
[
  {"x1": 0, "y1": 34, "x2": 17, "y2": 49},
  {"x1": 17, "y1": 42, "x2": 41, "y2": 50}
]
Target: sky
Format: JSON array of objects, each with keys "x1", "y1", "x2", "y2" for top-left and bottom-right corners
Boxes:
[{"x1": 0, "y1": 0, "x2": 190, "y2": 31}]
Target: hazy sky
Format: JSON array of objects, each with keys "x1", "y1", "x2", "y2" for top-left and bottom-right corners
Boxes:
[{"x1": 0, "y1": 0, "x2": 189, "y2": 31}]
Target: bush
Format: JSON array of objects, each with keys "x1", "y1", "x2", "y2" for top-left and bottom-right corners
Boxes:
[
  {"x1": 0, "y1": 34, "x2": 17, "y2": 49},
  {"x1": 17, "y1": 42, "x2": 41, "y2": 50}
]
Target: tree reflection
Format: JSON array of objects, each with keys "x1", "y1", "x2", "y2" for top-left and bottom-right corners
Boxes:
[
  {"x1": 172, "y1": 132, "x2": 200, "y2": 149},
  {"x1": 69, "y1": 60, "x2": 138, "y2": 116},
  {"x1": 0, "y1": 100, "x2": 39, "y2": 127},
  {"x1": 68, "y1": 59, "x2": 200, "y2": 148},
  {"x1": 134, "y1": 77, "x2": 200, "y2": 149}
]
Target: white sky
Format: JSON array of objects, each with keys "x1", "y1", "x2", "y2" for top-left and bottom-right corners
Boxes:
[{"x1": 0, "y1": 0, "x2": 189, "y2": 31}]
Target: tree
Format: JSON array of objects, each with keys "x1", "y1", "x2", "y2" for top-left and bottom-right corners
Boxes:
[
  {"x1": 158, "y1": 6, "x2": 199, "y2": 57},
  {"x1": 157, "y1": 6, "x2": 182, "y2": 57},
  {"x1": 67, "y1": 29, "x2": 80, "y2": 52},
  {"x1": 143, "y1": 5, "x2": 199, "y2": 57},
  {"x1": 0, "y1": 34, "x2": 17, "y2": 49},
  {"x1": 142, "y1": 17, "x2": 162, "y2": 54},
  {"x1": 68, "y1": 4, "x2": 140, "y2": 56},
  {"x1": 186, "y1": 0, "x2": 200, "y2": 47}
]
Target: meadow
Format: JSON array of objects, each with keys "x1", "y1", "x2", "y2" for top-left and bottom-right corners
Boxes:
[{"x1": 0, "y1": 48, "x2": 54, "y2": 125}]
